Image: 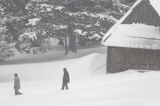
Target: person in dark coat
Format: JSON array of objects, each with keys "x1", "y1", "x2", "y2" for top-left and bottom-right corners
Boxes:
[
  {"x1": 14, "y1": 73, "x2": 22, "y2": 95},
  {"x1": 61, "y1": 68, "x2": 70, "y2": 90}
]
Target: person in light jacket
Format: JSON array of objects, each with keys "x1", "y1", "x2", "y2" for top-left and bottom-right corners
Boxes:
[
  {"x1": 14, "y1": 73, "x2": 22, "y2": 95},
  {"x1": 61, "y1": 68, "x2": 70, "y2": 90}
]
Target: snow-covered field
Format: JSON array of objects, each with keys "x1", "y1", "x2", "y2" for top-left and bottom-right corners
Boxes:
[{"x1": 1, "y1": 47, "x2": 160, "y2": 106}]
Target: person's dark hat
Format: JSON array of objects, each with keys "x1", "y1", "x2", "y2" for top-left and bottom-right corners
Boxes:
[{"x1": 14, "y1": 73, "x2": 18, "y2": 77}]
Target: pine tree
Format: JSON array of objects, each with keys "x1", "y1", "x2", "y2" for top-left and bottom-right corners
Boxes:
[
  {"x1": 0, "y1": 0, "x2": 131, "y2": 55},
  {"x1": 1, "y1": 0, "x2": 29, "y2": 54},
  {"x1": 0, "y1": 32, "x2": 14, "y2": 62},
  {"x1": 25, "y1": 0, "x2": 127, "y2": 54},
  {"x1": 0, "y1": 5, "x2": 14, "y2": 62}
]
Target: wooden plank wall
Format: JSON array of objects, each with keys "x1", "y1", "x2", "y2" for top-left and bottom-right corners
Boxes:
[{"x1": 107, "y1": 47, "x2": 160, "y2": 73}]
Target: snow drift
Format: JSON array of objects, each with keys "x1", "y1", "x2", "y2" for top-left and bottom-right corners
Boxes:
[{"x1": 0, "y1": 53, "x2": 160, "y2": 106}]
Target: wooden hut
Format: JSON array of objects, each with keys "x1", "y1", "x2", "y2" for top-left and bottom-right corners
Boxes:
[{"x1": 102, "y1": 0, "x2": 160, "y2": 73}]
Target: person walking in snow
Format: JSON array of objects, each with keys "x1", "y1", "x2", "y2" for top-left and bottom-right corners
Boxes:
[
  {"x1": 14, "y1": 73, "x2": 22, "y2": 95},
  {"x1": 61, "y1": 68, "x2": 70, "y2": 90}
]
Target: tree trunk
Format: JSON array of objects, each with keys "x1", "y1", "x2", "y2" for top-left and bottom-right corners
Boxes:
[
  {"x1": 64, "y1": 35, "x2": 68, "y2": 55},
  {"x1": 68, "y1": 24, "x2": 77, "y2": 53},
  {"x1": 68, "y1": 34, "x2": 77, "y2": 53}
]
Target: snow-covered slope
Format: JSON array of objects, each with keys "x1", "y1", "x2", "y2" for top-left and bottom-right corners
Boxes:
[
  {"x1": 4, "y1": 46, "x2": 106, "y2": 65},
  {"x1": 0, "y1": 52, "x2": 160, "y2": 106},
  {"x1": 0, "y1": 53, "x2": 105, "y2": 82}
]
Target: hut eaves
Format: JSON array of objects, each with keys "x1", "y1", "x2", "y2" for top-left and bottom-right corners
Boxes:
[{"x1": 103, "y1": 24, "x2": 160, "y2": 50}]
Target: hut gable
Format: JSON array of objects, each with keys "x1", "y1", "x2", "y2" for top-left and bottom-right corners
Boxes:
[{"x1": 122, "y1": 0, "x2": 160, "y2": 26}]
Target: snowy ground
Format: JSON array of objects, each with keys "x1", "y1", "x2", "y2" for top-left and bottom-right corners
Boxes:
[{"x1": 0, "y1": 47, "x2": 160, "y2": 106}]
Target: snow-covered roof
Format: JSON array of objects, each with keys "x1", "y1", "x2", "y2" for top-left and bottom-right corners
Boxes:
[
  {"x1": 103, "y1": 24, "x2": 160, "y2": 50},
  {"x1": 102, "y1": 0, "x2": 143, "y2": 42},
  {"x1": 102, "y1": 0, "x2": 160, "y2": 49}
]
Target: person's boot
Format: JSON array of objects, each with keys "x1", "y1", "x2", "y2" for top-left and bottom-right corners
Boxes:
[
  {"x1": 18, "y1": 91, "x2": 23, "y2": 95},
  {"x1": 15, "y1": 90, "x2": 18, "y2": 96}
]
